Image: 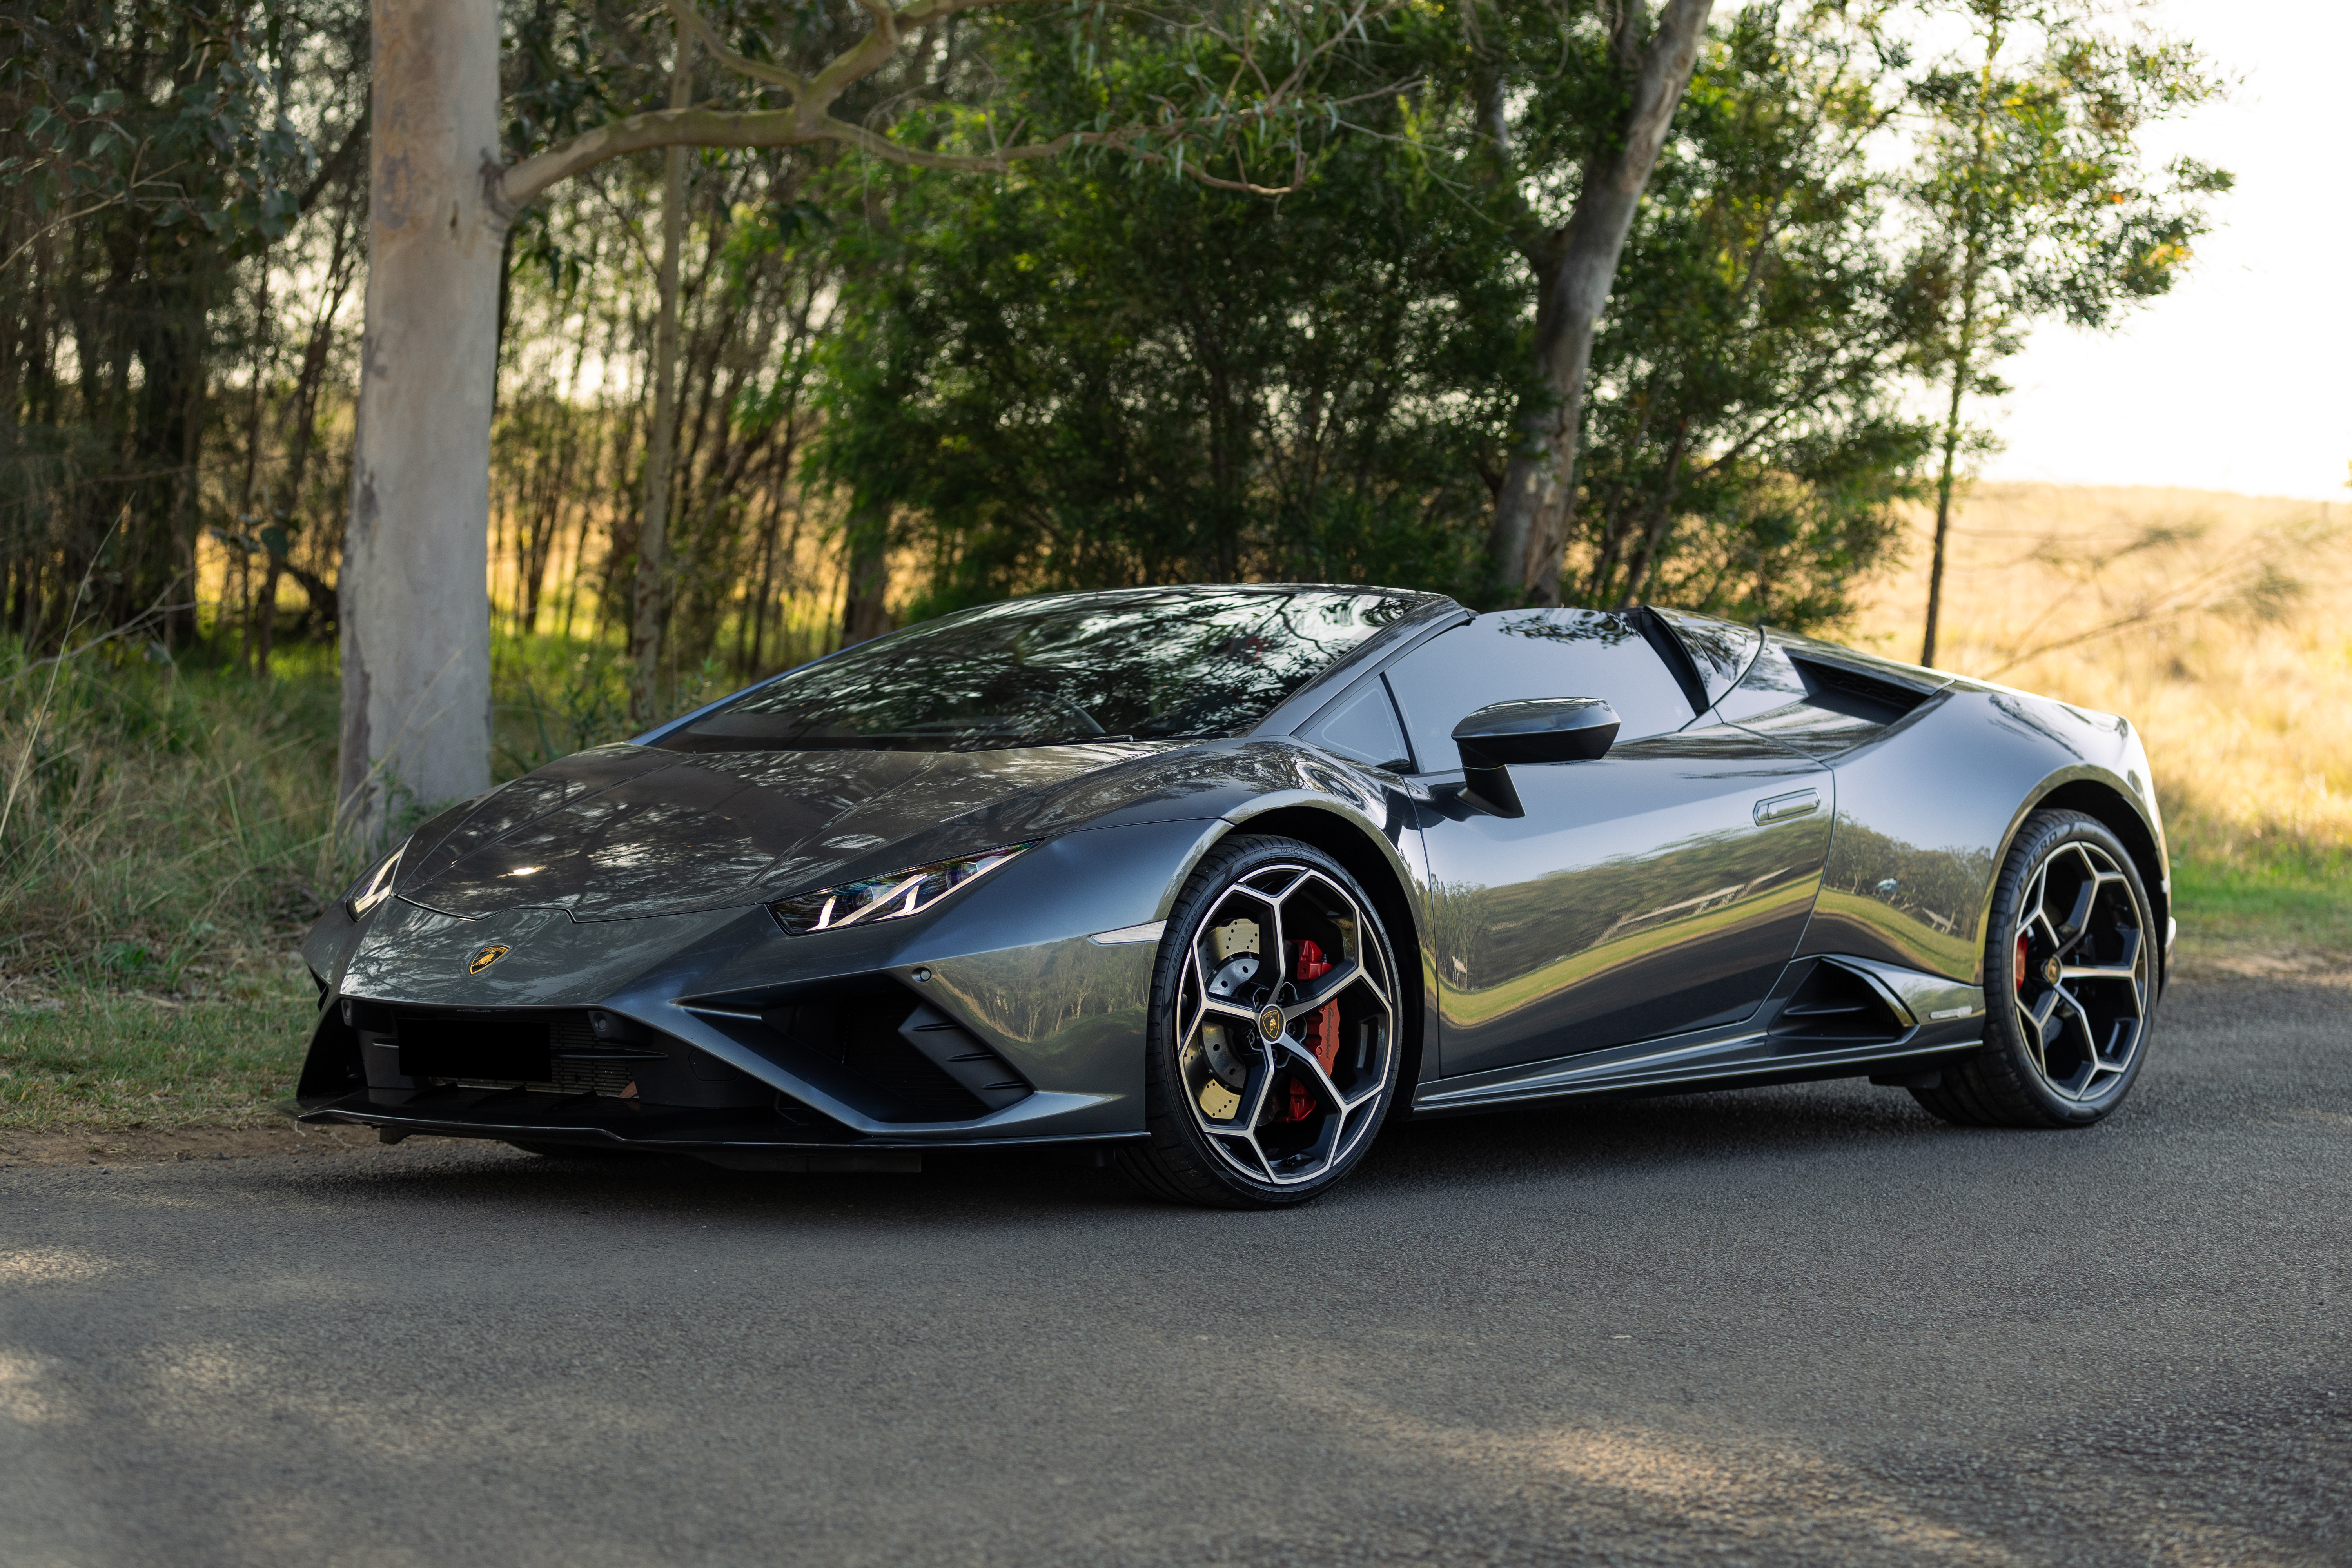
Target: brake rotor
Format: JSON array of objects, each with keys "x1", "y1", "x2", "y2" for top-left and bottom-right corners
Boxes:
[{"x1": 1193, "y1": 918, "x2": 1263, "y2": 1119}]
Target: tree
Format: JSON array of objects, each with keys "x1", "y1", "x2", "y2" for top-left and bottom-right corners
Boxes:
[
  {"x1": 338, "y1": 0, "x2": 1401, "y2": 840},
  {"x1": 0, "y1": 0, "x2": 356, "y2": 654},
  {"x1": 805, "y1": 96, "x2": 1523, "y2": 612},
  {"x1": 1568, "y1": 3, "x2": 1934, "y2": 626},
  {"x1": 1906, "y1": 0, "x2": 2227, "y2": 667},
  {"x1": 627, "y1": 22, "x2": 694, "y2": 725},
  {"x1": 1452, "y1": 0, "x2": 1718, "y2": 605},
  {"x1": 807, "y1": 3, "x2": 1935, "y2": 629}
]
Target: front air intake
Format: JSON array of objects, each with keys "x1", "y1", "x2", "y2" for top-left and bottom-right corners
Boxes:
[{"x1": 691, "y1": 981, "x2": 1034, "y2": 1125}]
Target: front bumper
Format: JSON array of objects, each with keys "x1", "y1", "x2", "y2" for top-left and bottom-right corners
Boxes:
[{"x1": 295, "y1": 822, "x2": 1216, "y2": 1156}]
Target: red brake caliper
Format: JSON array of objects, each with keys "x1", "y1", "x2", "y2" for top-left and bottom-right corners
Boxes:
[
  {"x1": 1276, "y1": 940, "x2": 1343, "y2": 1123},
  {"x1": 2016, "y1": 932, "x2": 2031, "y2": 992}
]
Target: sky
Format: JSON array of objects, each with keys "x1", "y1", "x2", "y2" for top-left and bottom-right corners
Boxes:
[{"x1": 1976, "y1": 0, "x2": 2350, "y2": 501}]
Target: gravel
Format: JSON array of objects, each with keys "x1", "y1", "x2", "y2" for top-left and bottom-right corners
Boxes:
[{"x1": 3, "y1": 975, "x2": 2347, "y2": 1566}]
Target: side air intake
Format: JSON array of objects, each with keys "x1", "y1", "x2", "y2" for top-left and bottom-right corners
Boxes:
[
  {"x1": 1789, "y1": 657, "x2": 1933, "y2": 728},
  {"x1": 1769, "y1": 960, "x2": 1909, "y2": 1046}
]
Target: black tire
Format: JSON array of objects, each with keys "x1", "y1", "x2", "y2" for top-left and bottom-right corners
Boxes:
[
  {"x1": 1911, "y1": 809, "x2": 2156, "y2": 1129},
  {"x1": 1116, "y1": 835, "x2": 1403, "y2": 1209}
]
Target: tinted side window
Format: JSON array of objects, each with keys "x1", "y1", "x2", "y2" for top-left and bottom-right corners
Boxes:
[
  {"x1": 1384, "y1": 609, "x2": 1695, "y2": 773},
  {"x1": 1297, "y1": 677, "x2": 1413, "y2": 770}
]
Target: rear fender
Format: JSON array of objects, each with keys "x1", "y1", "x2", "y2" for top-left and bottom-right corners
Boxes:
[{"x1": 1799, "y1": 688, "x2": 2158, "y2": 985}]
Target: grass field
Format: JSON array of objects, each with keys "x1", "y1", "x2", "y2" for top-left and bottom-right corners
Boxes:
[
  {"x1": 3, "y1": 481, "x2": 2344, "y2": 1135},
  {"x1": 1850, "y1": 483, "x2": 2351, "y2": 970}
]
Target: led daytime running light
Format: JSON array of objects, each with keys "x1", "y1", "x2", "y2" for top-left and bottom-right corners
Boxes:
[
  {"x1": 770, "y1": 844, "x2": 1032, "y2": 935},
  {"x1": 345, "y1": 843, "x2": 405, "y2": 920}
]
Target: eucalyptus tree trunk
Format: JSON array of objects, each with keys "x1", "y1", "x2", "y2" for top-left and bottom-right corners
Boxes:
[
  {"x1": 628, "y1": 35, "x2": 696, "y2": 726},
  {"x1": 1920, "y1": 26, "x2": 1998, "y2": 671},
  {"x1": 839, "y1": 495, "x2": 892, "y2": 646},
  {"x1": 1920, "y1": 268, "x2": 1977, "y2": 670},
  {"x1": 337, "y1": 0, "x2": 503, "y2": 844},
  {"x1": 1487, "y1": 0, "x2": 1712, "y2": 605}
]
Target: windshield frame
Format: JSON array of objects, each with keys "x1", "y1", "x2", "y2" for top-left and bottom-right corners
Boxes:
[{"x1": 632, "y1": 584, "x2": 1455, "y2": 756}]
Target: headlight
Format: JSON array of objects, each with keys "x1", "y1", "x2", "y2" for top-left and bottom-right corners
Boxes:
[
  {"x1": 768, "y1": 844, "x2": 1033, "y2": 935},
  {"x1": 344, "y1": 843, "x2": 406, "y2": 920}
]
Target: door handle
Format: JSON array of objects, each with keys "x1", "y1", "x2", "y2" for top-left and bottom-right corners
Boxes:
[{"x1": 1753, "y1": 788, "x2": 1821, "y2": 825}]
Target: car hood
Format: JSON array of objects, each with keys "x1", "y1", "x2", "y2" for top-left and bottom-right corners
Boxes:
[{"x1": 394, "y1": 740, "x2": 1220, "y2": 920}]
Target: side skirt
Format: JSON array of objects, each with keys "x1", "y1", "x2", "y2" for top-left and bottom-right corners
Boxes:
[{"x1": 1410, "y1": 954, "x2": 1987, "y2": 1117}]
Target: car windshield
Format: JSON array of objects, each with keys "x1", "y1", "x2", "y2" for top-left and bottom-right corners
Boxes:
[{"x1": 656, "y1": 586, "x2": 1426, "y2": 753}]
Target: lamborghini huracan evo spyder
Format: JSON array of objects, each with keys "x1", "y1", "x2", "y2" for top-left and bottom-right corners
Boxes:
[{"x1": 296, "y1": 585, "x2": 2171, "y2": 1208}]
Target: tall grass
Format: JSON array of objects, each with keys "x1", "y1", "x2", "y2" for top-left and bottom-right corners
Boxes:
[
  {"x1": 1851, "y1": 483, "x2": 2351, "y2": 951},
  {"x1": 0, "y1": 639, "x2": 343, "y2": 995},
  {"x1": 0, "y1": 626, "x2": 665, "y2": 999}
]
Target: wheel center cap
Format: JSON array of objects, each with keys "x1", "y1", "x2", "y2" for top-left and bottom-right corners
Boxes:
[
  {"x1": 1257, "y1": 1004, "x2": 1287, "y2": 1044},
  {"x1": 2043, "y1": 956, "x2": 2063, "y2": 985}
]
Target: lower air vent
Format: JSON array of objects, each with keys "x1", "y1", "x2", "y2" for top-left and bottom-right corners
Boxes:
[
  {"x1": 550, "y1": 1058, "x2": 641, "y2": 1098},
  {"x1": 697, "y1": 983, "x2": 1034, "y2": 1124},
  {"x1": 898, "y1": 1005, "x2": 1036, "y2": 1112},
  {"x1": 1770, "y1": 961, "x2": 1908, "y2": 1045}
]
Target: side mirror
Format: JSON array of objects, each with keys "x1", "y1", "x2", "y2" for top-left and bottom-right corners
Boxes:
[{"x1": 1450, "y1": 698, "x2": 1620, "y2": 818}]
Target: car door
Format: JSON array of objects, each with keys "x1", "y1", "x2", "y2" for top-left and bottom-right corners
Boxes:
[{"x1": 1386, "y1": 609, "x2": 1834, "y2": 1077}]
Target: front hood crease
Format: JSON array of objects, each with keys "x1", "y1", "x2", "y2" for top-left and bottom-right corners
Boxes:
[{"x1": 398, "y1": 741, "x2": 1201, "y2": 920}]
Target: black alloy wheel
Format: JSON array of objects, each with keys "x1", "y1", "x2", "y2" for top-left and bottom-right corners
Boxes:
[
  {"x1": 1119, "y1": 835, "x2": 1402, "y2": 1208},
  {"x1": 1912, "y1": 809, "x2": 2156, "y2": 1128}
]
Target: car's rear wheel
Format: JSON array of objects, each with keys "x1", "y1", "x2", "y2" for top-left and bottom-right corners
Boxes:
[
  {"x1": 1118, "y1": 835, "x2": 1402, "y2": 1209},
  {"x1": 1911, "y1": 809, "x2": 2155, "y2": 1128}
]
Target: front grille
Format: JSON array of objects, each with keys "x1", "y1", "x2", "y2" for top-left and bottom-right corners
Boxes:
[
  {"x1": 399, "y1": 1014, "x2": 557, "y2": 1082},
  {"x1": 398, "y1": 1009, "x2": 655, "y2": 1098}
]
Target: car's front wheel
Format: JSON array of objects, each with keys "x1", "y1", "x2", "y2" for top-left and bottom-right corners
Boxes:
[
  {"x1": 1118, "y1": 835, "x2": 1402, "y2": 1208},
  {"x1": 1912, "y1": 809, "x2": 2156, "y2": 1128}
]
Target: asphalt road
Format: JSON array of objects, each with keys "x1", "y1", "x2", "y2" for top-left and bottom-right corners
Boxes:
[{"x1": 4, "y1": 976, "x2": 2348, "y2": 1568}]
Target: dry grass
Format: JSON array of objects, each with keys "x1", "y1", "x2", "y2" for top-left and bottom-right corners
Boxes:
[{"x1": 1849, "y1": 482, "x2": 2352, "y2": 962}]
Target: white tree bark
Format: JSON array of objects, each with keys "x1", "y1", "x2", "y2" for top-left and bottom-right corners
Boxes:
[
  {"x1": 628, "y1": 34, "x2": 695, "y2": 727},
  {"x1": 337, "y1": 0, "x2": 503, "y2": 843}
]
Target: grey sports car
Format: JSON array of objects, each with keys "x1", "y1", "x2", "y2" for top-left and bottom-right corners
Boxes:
[{"x1": 296, "y1": 584, "x2": 2170, "y2": 1207}]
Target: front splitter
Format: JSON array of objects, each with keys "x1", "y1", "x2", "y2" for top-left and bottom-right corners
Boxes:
[{"x1": 298, "y1": 1087, "x2": 1146, "y2": 1168}]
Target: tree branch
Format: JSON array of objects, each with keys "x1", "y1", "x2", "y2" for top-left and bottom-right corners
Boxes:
[
  {"x1": 494, "y1": 0, "x2": 1366, "y2": 213},
  {"x1": 666, "y1": 0, "x2": 809, "y2": 97},
  {"x1": 502, "y1": 93, "x2": 1325, "y2": 212}
]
